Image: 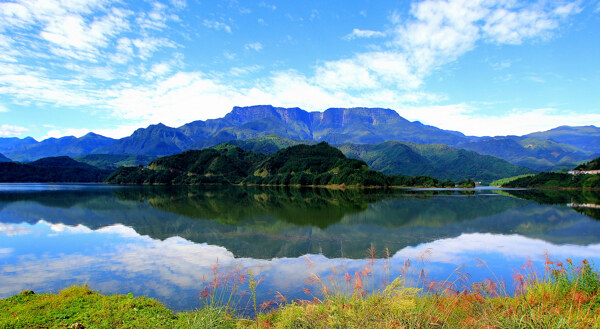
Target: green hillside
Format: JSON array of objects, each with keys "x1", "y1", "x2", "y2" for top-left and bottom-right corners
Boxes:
[
  {"x1": 227, "y1": 134, "x2": 316, "y2": 154},
  {"x1": 0, "y1": 157, "x2": 111, "y2": 183},
  {"x1": 106, "y1": 144, "x2": 266, "y2": 185},
  {"x1": 339, "y1": 141, "x2": 535, "y2": 184},
  {"x1": 28, "y1": 156, "x2": 100, "y2": 170},
  {"x1": 575, "y1": 156, "x2": 600, "y2": 171},
  {"x1": 75, "y1": 154, "x2": 157, "y2": 170},
  {"x1": 501, "y1": 172, "x2": 600, "y2": 189},
  {"x1": 224, "y1": 135, "x2": 535, "y2": 184},
  {"x1": 243, "y1": 142, "x2": 390, "y2": 186},
  {"x1": 105, "y1": 142, "x2": 453, "y2": 188},
  {"x1": 501, "y1": 159, "x2": 600, "y2": 189},
  {"x1": 458, "y1": 136, "x2": 594, "y2": 171}
]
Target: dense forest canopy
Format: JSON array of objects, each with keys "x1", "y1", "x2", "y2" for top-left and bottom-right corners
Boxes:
[{"x1": 105, "y1": 142, "x2": 456, "y2": 188}]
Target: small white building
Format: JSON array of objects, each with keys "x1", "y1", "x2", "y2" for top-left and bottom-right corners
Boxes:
[{"x1": 568, "y1": 170, "x2": 600, "y2": 175}]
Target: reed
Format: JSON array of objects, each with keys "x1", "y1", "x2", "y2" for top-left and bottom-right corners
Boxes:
[{"x1": 2, "y1": 254, "x2": 599, "y2": 328}]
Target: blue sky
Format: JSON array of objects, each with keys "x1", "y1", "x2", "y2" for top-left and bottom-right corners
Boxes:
[{"x1": 0, "y1": 0, "x2": 599, "y2": 140}]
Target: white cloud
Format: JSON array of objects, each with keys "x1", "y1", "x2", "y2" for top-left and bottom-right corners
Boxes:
[
  {"x1": 396, "y1": 105, "x2": 600, "y2": 136},
  {"x1": 0, "y1": 0, "x2": 585, "y2": 139},
  {"x1": 244, "y1": 42, "x2": 263, "y2": 51},
  {"x1": 0, "y1": 124, "x2": 29, "y2": 137},
  {"x1": 0, "y1": 223, "x2": 31, "y2": 236},
  {"x1": 229, "y1": 65, "x2": 262, "y2": 77},
  {"x1": 0, "y1": 248, "x2": 11, "y2": 258},
  {"x1": 40, "y1": 8, "x2": 131, "y2": 58},
  {"x1": 43, "y1": 123, "x2": 148, "y2": 139},
  {"x1": 132, "y1": 37, "x2": 176, "y2": 60},
  {"x1": 258, "y1": 2, "x2": 276, "y2": 10},
  {"x1": 0, "y1": 104, "x2": 8, "y2": 112},
  {"x1": 170, "y1": 0, "x2": 186, "y2": 9},
  {"x1": 0, "y1": 0, "x2": 183, "y2": 124},
  {"x1": 344, "y1": 28, "x2": 386, "y2": 40},
  {"x1": 394, "y1": 233, "x2": 600, "y2": 264},
  {"x1": 142, "y1": 61, "x2": 174, "y2": 80},
  {"x1": 203, "y1": 19, "x2": 232, "y2": 33},
  {"x1": 105, "y1": 68, "x2": 444, "y2": 128}
]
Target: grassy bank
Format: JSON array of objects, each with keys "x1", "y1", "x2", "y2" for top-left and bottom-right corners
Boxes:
[{"x1": 2, "y1": 259, "x2": 599, "y2": 328}]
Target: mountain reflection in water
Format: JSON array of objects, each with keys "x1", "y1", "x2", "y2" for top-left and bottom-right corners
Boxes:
[{"x1": 1, "y1": 184, "x2": 599, "y2": 311}]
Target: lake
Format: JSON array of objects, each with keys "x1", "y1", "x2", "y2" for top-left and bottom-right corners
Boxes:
[{"x1": 1, "y1": 183, "x2": 599, "y2": 312}]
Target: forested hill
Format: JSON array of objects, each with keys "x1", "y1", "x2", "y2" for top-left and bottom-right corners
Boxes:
[
  {"x1": 502, "y1": 158, "x2": 600, "y2": 189},
  {"x1": 0, "y1": 157, "x2": 111, "y2": 183},
  {"x1": 575, "y1": 157, "x2": 600, "y2": 171},
  {"x1": 105, "y1": 142, "x2": 455, "y2": 188},
  {"x1": 228, "y1": 135, "x2": 536, "y2": 184}
]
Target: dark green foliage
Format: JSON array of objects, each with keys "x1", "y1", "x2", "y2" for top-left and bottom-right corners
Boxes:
[
  {"x1": 338, "y1": 141, "x2": 535, "y2": 184},
  {"x1": 106, "y1": 142, "x2": 450, "y2": 187},
  {"x1": 75, "y1": 154, "x2": 157, "y2": 170},
  {"x1": 502, "y1": 172, "x2": 600, "y2": 189},
  {"x1": 229, "y1": 136, "x2": 531, "y2": 185},
  {"x1": 0, "y1": 161, "x2": 111, "y2": 183},
  {"x1": 244, "y1": 142, "x2": 390, "y2": 187},
  {"x1": 575, "y1": 156, "x2": 600, "y2": 171},
  {"x1": 227, "y1": 134, "x2": 316, "y2": 154},
  {"x1": 457, "y1": 179, "x2": 476, "y2": 188},
  {"x1": 389, "y1": 175, "x2": 450, "y2": 188},
  {"x1": 29, "y1": 156, "x2": 99, "y2": 170},
  {"x1": 107, "y1": 145, "x2": 267, "y2": 185}
]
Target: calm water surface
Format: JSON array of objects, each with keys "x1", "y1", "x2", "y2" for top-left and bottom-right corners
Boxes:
[{"x1": 1, "y1": 184, "x2": 599, "y2": 311}]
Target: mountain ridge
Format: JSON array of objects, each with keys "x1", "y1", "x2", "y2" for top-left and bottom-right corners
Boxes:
[{"x1": 1, "y1": 105, "x2": 597, "y2": 171}]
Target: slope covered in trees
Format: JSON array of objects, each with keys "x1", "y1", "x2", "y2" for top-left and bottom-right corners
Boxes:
[
  {"x1": 75, "y1": 154, "x2": 157, "y2": 170},
  {"x1": 105, "y1": 142, "x2": 454, "y2": 188},
  {"x1": 0, "y1": 157, "x2": 111, "y2": 183},
  {"x1": 502, "y1": 160, "x2": 600, "y2": 189},
  {"x1": 226, "y1": 135, "x2": 535, "y2": 184},
  {"x1": 575, "y1": 156, "x2": 600, "y2": 171}
]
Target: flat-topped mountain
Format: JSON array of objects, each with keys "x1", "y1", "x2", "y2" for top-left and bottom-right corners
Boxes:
[{"x1": 1, "y1": 106, "x2": 597, "y2": 172}]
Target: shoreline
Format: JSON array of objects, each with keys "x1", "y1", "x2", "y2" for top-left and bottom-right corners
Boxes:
[{"x1": 3, "y1": 258, "x2": 598, "y2": 329}]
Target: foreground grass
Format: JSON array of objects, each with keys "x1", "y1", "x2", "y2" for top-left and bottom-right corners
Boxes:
[
  {"x1": 2, "y1": 259, "x2": 600, "y2": 328},
  {"x1": 0, "y1": 286, "x2": 238, "y2": 329}
]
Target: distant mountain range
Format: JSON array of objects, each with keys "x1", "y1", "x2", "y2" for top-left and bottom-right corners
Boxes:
[
  {"x1": 0, "y1": 153, "x2": 11, "y2": 162},
  {"x1": 1, "y1": 105, "x2": 597, "y2": 172}
]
